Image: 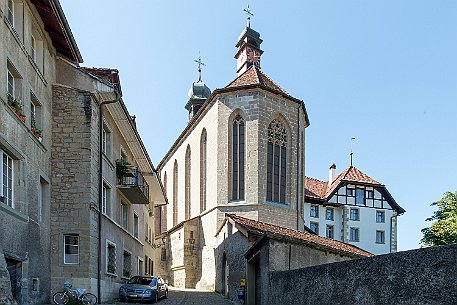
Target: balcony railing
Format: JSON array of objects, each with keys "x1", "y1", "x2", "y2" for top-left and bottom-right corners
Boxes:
[{"x1": 117, "y1": 167, "x2": 150, "y2": 204}]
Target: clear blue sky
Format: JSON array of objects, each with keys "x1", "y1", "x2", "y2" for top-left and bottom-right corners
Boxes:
[{"x1": 59, "y1": 0, "x2": 457, "y2": 251}]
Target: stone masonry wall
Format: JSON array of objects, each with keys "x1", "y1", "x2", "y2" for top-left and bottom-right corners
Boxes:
[
  {"x1": 268, "y1": 244, "x2": 457, "y2": 305},
  {"x1": 50, "y1": 85, "x2": 95, "y2": 294}
]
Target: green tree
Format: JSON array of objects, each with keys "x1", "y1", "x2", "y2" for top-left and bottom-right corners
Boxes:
[{"x1": 421, "y1": 191, "x2": 457, "y2": 246}]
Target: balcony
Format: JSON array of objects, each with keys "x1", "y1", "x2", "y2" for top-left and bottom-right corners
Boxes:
[{"x1": 116, "y1": 160, "x2": 150, "y2": 204}]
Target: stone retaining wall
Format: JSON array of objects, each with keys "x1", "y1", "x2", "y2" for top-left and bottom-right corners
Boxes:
[{"x1": 268, "y1": 244, "x2": 457, "y2": 305}]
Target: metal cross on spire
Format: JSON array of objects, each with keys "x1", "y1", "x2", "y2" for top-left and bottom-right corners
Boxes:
[
  {"x1": 194, "y1": 54, "x2": 206, "y2": 82},
  {"x1": 244, "y1": 4, "x2": 253, "y2": 28}
]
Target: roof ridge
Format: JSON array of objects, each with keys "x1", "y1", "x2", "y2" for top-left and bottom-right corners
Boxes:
[
  {"x1": 257, "y1": 68, "x2": 288, "y2": 94},
  {"x1": 226, "y1": 65, "x2": 256, "y2": 88},
  {"x1": 305, "y1": 176, "x2": 328, "y2": 184}
]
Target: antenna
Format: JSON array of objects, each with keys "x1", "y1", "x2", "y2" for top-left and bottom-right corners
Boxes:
[
  {"x1": 350, "y1": 137, "x2": 356, "y2": 166},
  {"x1": 244, "y1": 4, "x2": 254, "y2": 28},
  {"x1": 194, "y1": 53, "x2": 206, "y2": 82}
]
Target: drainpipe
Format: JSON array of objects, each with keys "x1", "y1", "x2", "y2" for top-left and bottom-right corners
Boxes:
[
  {"x1": 98, "y1": 90, "x2": 121, "y2": 301},
  {"x1": 296, "y1": 103, "x2": 302, "y2": 230}
]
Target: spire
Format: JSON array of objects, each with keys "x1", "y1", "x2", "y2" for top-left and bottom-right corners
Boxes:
[
  {"x1": 185, "y1": 55, "x2": 211, "y2": 121},
  {"x1": 234, "y1": 5, "x2": 263, "y2": 75}
]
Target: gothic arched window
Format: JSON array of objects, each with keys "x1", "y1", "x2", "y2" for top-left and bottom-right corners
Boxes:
[
  {"x1": 162, "y1": 171, "x2": 167, "y2": 233},
  {"x1": 267, "y1": 119, "x2": 287, "y2": 203},
  {"x1": 185, "y1": 145, "x2": 191, "y2": 220},
  {"x1": 200, "y1": 129, "x2": 207, "y2": 213},
  {"x1": 232, "y1": 115, "x2": 245, "y2": 201},
  {"x1": 173, "y1": 160, "x2": 178, "y2": 226}
]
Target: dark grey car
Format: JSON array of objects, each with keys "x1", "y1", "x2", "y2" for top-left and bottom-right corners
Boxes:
[{"x1": 119, "y1": 276, "x2": 168, "y2": 303}]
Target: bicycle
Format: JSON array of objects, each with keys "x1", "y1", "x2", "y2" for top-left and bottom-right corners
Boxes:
[{"x1": 53, "y1": 282, "x2": 97, "y2": 305}]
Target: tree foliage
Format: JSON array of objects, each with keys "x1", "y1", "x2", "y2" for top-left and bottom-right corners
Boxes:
[{"x1": 421, "y1": 191, "x2": 457, "y2": 246}]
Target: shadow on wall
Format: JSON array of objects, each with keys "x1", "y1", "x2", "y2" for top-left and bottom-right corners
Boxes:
[
  {"x1": 213, "y1": 222, "x2": 250, "y2": 303},
  {"x1": 268, "y1": 244, "x2": 457, "y2": 305}
]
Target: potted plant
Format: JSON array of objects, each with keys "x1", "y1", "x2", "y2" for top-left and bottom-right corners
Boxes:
[
  {"x1": 116, "y1": 159, "x2": 131, "y2": 182},
  {"x1": 7, "y1": 93, "x2": 14, "y2": 106}
]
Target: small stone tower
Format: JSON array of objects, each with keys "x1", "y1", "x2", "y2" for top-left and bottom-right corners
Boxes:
[{"x1": 234, "y1": 19, "x2": 264, "y2": 75}]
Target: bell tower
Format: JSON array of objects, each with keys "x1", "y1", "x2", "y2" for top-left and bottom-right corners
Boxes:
[{"x1": 234, "y1": 5, "x2": 264, "y2": 75}]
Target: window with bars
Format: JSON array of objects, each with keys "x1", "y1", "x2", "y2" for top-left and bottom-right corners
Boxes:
[
  {"x1": 1, "y1": 151, "x2": 14, "y2": 207},
  {"x1": 123, "y1": 250, "x2": 132, "y2": 278},
  {"x1": 232, "y1": 115, "x2": 245, "y2": 201},
  {"x1": 266, "y1": 119, "x2": 287, "y2": 203},
  {"x1": 106, "y1": 242, "x2": 116, "y2": 274},
  {"x1": 63, "y1": 235, "x2": 79, "y2": 264}
]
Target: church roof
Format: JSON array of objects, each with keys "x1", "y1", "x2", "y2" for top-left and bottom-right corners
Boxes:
[
  {"x1": 226, "y1": 65, "x2": 288, "y2": 94},
  {"x1": 226, "y1": 214, "x2": 373, "y2": 258}
]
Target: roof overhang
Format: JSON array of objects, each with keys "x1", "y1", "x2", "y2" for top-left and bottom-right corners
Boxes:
[
  {"x1": 105, "y1": 101, "x2": 167, "y2": 206},
  {"x1": 31, "y1": 0, "x2": 82, "y2": 63}
]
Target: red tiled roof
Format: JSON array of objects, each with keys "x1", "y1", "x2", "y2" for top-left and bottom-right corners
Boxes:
[
  {"x1": 305, "y1": 166, "x2": 383, "y2": 200},
  {"x1": 226, "y1": 66, "x2": 288, "y2": 94},
  {"x1": 304, "y1": 177, "x2": 327, "y2": 199},
  {"x1": 326, "y1": 166, "x2": 382, "y2": 197},
  {"x1": 227, "y1": 214, "x2": 372, "y2": 258}
]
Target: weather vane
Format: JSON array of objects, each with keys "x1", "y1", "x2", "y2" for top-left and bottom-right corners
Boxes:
[
  {"x1": 194, "y1": 53, "x2": 206, "y2": 82},
  {"x1": 244, "y1": 4, "x2": 253, "y2": 28},
  {"x1": 350, "y1": 137, "x2": 356, "y2": 166}
]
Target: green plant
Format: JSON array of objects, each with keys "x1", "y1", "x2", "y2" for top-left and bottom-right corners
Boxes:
[
  {"x1": 12, "y1": 100, "x2": 22, "y2": 111},
  {"x1": 116, "y1": 159, "x2": 130, "y2": 179}
]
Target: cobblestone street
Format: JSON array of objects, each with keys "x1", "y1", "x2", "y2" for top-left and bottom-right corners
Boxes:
[{"x1": 113, "y1": 287, "x2": 235, "y2": 305}]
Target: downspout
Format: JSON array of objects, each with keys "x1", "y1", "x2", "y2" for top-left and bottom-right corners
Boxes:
[
  {"x1": 98, "y1": 90, "x2": 121, "y2": 301},
  {"x1": 296, "y1": 103, "x2": 302, "y2": 230},
  {"x1": 390, "y1": 215, "x2": 393, "y2": 253}
]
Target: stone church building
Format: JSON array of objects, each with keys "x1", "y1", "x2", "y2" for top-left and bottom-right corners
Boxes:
[{"x1": 154, "y1": 21, "x2": 311, "y2": 290}]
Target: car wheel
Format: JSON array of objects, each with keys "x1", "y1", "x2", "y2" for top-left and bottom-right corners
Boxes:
[{"x1": 154, "y1": 292, "x2": 158, "y2": 303}]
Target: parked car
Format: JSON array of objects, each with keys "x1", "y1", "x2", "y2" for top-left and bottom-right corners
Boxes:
[{"x1": 119, "y1": 276, "x2": 168, "y2": 302}]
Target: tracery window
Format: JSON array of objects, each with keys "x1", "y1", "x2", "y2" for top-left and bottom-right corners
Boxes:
[
  {"x1": 266, "y1": 119, "x2": 287, "y2": 203},
  {"x1": 231, "y1": 115, "x2": 245, "y2": 200},
  {"x1": 200, "y1": 129, "x2": 207, "y2": 212},
  {"x1": 185, "y1": 146, "x2": 191, "y2": 220}
]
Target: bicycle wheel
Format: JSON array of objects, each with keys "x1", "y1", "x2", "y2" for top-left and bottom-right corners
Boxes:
[
  {"x1": 80, "y1": 293, "x2": 97, "y2": 305},
  {"x1": 53, "y1": 292, "x2": 69, "y2": 305}
]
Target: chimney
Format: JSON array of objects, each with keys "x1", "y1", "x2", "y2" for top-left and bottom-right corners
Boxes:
[{"x1": 329, "y1": 163, "x2": 336, "y2": 185}]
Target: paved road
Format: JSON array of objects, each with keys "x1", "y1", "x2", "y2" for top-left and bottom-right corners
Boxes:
[{"x1": 114, "y1": 287, "x2": 236, "y2": 305}]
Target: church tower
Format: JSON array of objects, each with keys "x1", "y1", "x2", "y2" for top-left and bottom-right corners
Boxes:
[
  {"x1": 234, "y1": 7, "x2": 264, "y2": 75},
  {"x1": 185, "y1": 57, "x2": 211, "y2": 120}
]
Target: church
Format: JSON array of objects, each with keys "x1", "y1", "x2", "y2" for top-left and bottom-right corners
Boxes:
[
  {"x1": 154, "y1": 16, "x2": 308, "y2": 288},
  {"x1": 152, "y1": 13, "x2": 380, "y2": 303}
]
